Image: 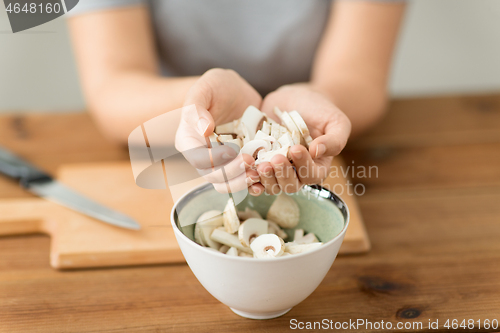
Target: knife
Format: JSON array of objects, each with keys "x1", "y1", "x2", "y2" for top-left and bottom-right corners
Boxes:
[{"x1": 0, "y1": 147, "x2": 141, "y2": 230}]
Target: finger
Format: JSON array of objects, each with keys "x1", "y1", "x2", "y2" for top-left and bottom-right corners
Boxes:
[
  {"x1": 257, "y1": 162, "x2": 280, "y2": 195},
  {"x1": 290, "y1": 145, "x2": 328, "y2": 185},
  {"x1": 309, "y1": 115, "x2": 351, "y2": 159},
  {"x1": 181, "y1": 144, "x2": 237, "y2": 170},
  {"x1": 241, "y1": 153, "x2": 257, "y2": 171},
  {"x1": 271, "y1": 154, "x2": 302, "y2": 194},
  {"x1": 198, "y1": 153, "x2": 246, "y2": 183},
  {"x1": 180, "y1": 103, "x2": 215, "y2": 137},
  {"x1": 211, "y1": 171, "x2": 249, "y2": 194},
  {"x1": 248, "y1": 183, "x2": 265, "y2": 196}
]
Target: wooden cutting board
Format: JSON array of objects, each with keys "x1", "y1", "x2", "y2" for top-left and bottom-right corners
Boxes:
[{"x1": 0, "y1": 158, "x2": 370, "y2": 269}]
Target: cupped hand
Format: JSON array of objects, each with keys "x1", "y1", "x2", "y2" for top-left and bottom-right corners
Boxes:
[
  {"x1": 175, "y1": 68, "x2": 262, "y2": 193},
  {"x1": 248, "y1": 84, "x2": 351, "y2": 195}
]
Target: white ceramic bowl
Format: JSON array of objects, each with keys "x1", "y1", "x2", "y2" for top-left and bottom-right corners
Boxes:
[{"x1": 170, "y1": 183, "x2": 349, "y2": 319}]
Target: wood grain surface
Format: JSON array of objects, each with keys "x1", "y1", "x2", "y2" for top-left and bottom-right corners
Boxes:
[
  {"x1": 1, "y1": 94, "x2": 500, "y2": 332},
  {"x1": 0, "y1": 159, "x2": 368, "y2": 269}
]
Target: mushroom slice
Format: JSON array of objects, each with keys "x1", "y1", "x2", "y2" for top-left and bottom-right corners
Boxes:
[
  {"x1": 250, "y1": 234, "x2": 285, "y2": 259},
  {"x1": 217, "y1": 134, "x2": 237, "y2": 143},
  {"x1": 254, "y1": 130, "x2": 267, "y2": 141},
  {"x1": 261, "y1": 121, "x2": 271, "y2": 135},
  {"x1": 284, "y1": 242, "x2": 322, "y2": 255},
  {"x1": 226, "y1": 247, "x2": 238, "y2": 256},
  {"x1": 295, "y1": 233, "x2": 319, "y2": 244},
  {"x1": 254, "y1": 132, "x2": 279, "y2": 150},
  {"x1": 208, "y1": 133, "x2": 220, "y2": 147},
  {"x1": 233, "y1": 119, "x2": 245, "y2": 137},
  {"x1": 240, "y1": 139, "x2": 271, "y2": 159},
  {"x1": 218, "y1": 245, "x2": 230, "y2": 254},
  {"x1": 255, "y1": 146, "x2": 290, "y2": 165},
  {"x1": 241, "y1": 125, "x2": 251, "y2": 145},
  {"x1": 279, "y1": 112, "x2": 301, "y2": 140},
  {"x1": 289, "y1": 111, "x2": 313, "y2": 146},
  {"x1": 266, "y1": 193, "x2": 300, "y2": 228},
  {"x1": 294, "y1": 229, "x2": 304, "y2": 241},
  {"x1": 238, "y1": 218, "x2": 269, "y2": 247},
  {"x1": 223, "y1": 138, "x2": 242, "y2": 154},
  {"x1": 211, "y1": 228, "x2": 252, "y2": 253},
  {"x1": 270, "y1": 123, "x2": 282, "y2": 140},
  {"x1": 237, "y1": 207, "x2": 263, "y2": 221},
  {"x1": 200, "y1": 225, "x2": 223, "y2": 249},
  {"x1": 194, "y1": 210, "x2": 224, "y2": 247},
  {"x1": 194, "y1": 225, "x2": 205, "y2": 246},
  {"x1": 215, "y1": 122, "x2": 235, "y2": 134},
  {"x1": 240, "y1": 106, "x2": 267, "y2": 140},
  {"x1": 291, "y1": 130, "x2": 301, "y2": 146},
  {"x1": 238, "y1": 251, "x2": 253, "y2": 258},
  {"x1": 234, "y1": 120, "x2": 251, "y2": 145},
  {"x1": 223, "y1": 198, "x2": 240, "y2": 234},
  {"x1": 278, "y1": 132, "x2": 293, "y2": 148},
  {"x1": 268, "y1": 220, "x2": 288, "y2": 240},
  {"x1": 279, "y1": 125, "x2": 290, "y2": 138},
  {"x1": 273, "y1": 106, "x2": 283, "y2": 119}
]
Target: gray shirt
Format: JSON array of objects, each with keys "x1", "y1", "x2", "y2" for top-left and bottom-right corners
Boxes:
[{"x1": 69, "y1": 0, "x2": 395, "y2": 95}]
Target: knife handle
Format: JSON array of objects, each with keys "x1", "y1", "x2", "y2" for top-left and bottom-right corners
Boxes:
[{"x1": 0, "y1": 147, "x2": 52, "y2": 188}]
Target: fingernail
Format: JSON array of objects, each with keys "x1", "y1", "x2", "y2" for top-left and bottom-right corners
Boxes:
[
  {"x1": 244, "y1": 161, "x2": 254, "y2": 169},
  {"x1": 315, "y1": 144, "x2": 326, "y2": 158},
  {"x1": 246, "y1": 176, "x2": 258, "y2": 185},
  {"x1": 259, "y1": 166, "x2": 272, "y2": 177},
  {"x1": 197, "y1": 118, "x2": 210, "y2": 136},
  {"x1": 291, "y1": 149, "x2": 302, "y2": 160}
]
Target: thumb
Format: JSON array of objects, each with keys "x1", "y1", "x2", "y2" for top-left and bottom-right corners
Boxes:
[
  {"x1": 181, "y1": 104, "x2": 215, "y2": 137},
  {"x1": 308, "y1": 119, "x2": 351, "y2": 159},
  {"x1": 182, "y1": 81, "x2": 215, "y2": 137}
]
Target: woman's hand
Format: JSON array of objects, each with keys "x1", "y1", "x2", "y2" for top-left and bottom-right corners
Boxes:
[
  {"x1": 249, "y1": 84, "x2": 351, "y2": 195},
  {"x1": 175, "y1": 68, "x2": 262, "y2": 193}
]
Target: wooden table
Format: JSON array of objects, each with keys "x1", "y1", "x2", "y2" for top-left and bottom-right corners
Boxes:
[{"x1": 1, "y1": 94, "x2": 500, "y2": 332}]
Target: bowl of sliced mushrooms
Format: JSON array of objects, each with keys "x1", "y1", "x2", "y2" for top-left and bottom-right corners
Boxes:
[{"x1": 171, "y1": 182, "x2": 349, "y2": 319}]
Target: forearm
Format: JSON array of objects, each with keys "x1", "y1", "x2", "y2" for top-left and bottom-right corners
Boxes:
[
  {"x1": 87, "y1": 71, "x2": 198, "y2": 143},
  {"x1": 310, "y1": 76, "x2": 388, "y2": 137},
  {"x1": 68, "y1": 6, "x2": 199, "y2": 143},
  {"x1": 309, "y1": 0, "x2": 405, "y2": 137}
]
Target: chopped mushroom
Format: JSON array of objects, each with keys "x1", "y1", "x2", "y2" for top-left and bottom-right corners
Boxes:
[
  {"x1": 193, "y1": 206, "x2": 321, "y2": 258},
  {"x1": 226, "y1": 247, "x2": 238, "y2": 256},
  {"x1": 266, "y1": 194, "x2": 300, "y2": 228},
  {"x1": 194, "y1": 210, "x2": 223, "y2": 249},
  {"x1": 238, "y1": 218, "x2": 269, "y2": 247},
  {"x1": 250, "y1": 234, "x2": 285, "y2": 259},
  {"x1": 284, "y1": 242, "x2": 323, "y2": 255},
  {"x1": 237, "y1": 207, "x2": 262, "y2": 221},
  {"x1": 294, "y1": 232, "x2": 319, "y2": 244},
  {"x1": 210, "y1": 228, "x2": 252, "y2": 254},
  {"x1": 223, "y1": 198, "x2": 240, "y2": 234},
  {"x1": 212, "y1": 105, "x2": 313, "y2": 166}
]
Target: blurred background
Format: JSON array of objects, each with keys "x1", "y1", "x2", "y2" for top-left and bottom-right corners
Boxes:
[{"x1": 1, "y1": 0, "x2": 500, "y2": 113}]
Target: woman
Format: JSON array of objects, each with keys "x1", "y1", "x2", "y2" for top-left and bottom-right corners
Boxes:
[{"x1": 68, "y1": 0, "x2": 405, "y2": 195}]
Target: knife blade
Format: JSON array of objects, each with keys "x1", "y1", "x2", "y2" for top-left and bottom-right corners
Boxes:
[{"x1": 0, "y1": 146, "x2": 141, "y2": 230}]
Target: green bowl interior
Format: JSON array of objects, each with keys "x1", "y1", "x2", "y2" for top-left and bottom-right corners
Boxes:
[{"x1": 175, "y1": 187, "x2": 346, "y2": 243}]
